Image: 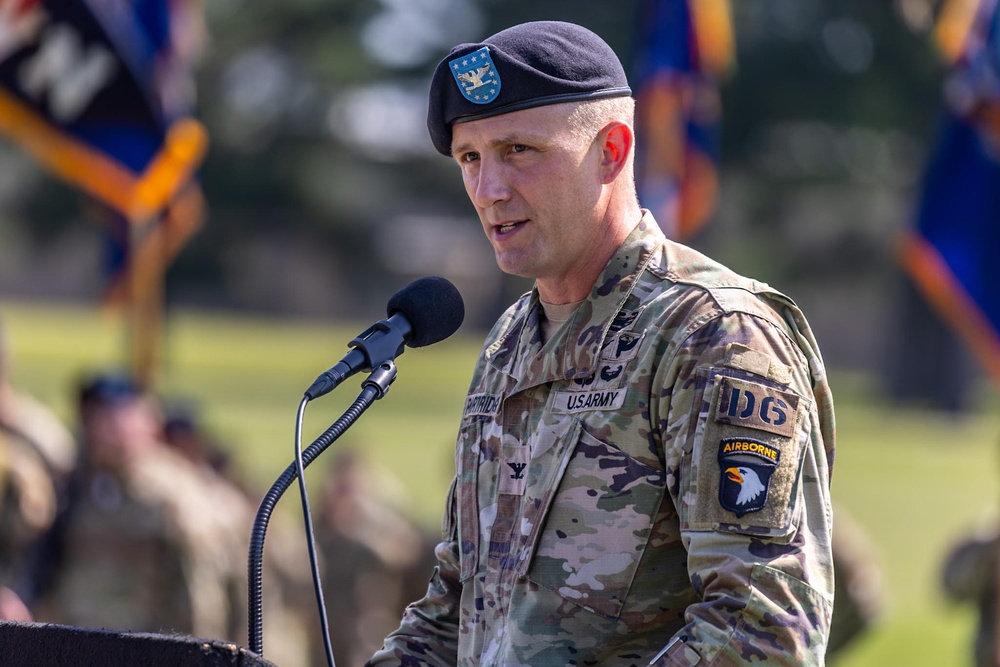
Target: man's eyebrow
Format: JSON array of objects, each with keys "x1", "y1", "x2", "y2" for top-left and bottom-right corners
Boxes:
[{"x1": 451, "y1": 132, "x2": 547, "y2": 156}]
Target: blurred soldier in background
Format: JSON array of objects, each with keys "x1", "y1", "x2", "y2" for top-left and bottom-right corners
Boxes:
[
  {"x1": 0, "y1": 319, "x2": 77, "y2": 487},
  {"x1": 0, "y1": 426, "x2": 57, "y2": 621},
  {"x1": 312, "y1": 449, "x2": 436, "y2": 667},
  {"x1": 941, "y1": 523, "x2": 999, "y2": 667},
  {"x1": 827, "y1": 507, "x2": 887, "y2": 661},
  {"x1": 33, "y1": 374, "x2": 251, "y2": 642},
  {"x1": 163, "y1": 402, "x2": 236, "y2": 479},
  {"x1": 0, "y1": 317, "x2": 70, "y2": 619},
  {"x1": 159, "y1": 397, "x2": 317, "y2": 666}
]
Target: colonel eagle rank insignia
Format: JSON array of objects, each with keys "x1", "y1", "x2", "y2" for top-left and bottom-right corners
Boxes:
[{"x1": 450, "y1": 47, "x2": 501, "y2": 104}]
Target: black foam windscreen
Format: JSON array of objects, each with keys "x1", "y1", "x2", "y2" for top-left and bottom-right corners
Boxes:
[{"x1": 386, "y1": 276, "x2": 465, "y2": 348}]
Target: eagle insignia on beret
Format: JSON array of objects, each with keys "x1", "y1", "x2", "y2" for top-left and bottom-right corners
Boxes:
[{"x1": 450, "y1": 46, "x2": 501, "y2": 104}]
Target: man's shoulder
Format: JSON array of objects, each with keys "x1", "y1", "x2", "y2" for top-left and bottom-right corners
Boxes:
[
  {"x1": 640, "y1": 239, "x2": 805, "y2": 327},
  {"x1": 481, "y1": 289, "x2": 534, "y2": 345},
  {"x1": 1, "y1": 388, "x2": 76, "y2": 475},
  {"x1": 130, "y1": 447, "x2": 245, "y2": 511},
  {"x1": 124, "y1": 446, "x2": 251, "y2": 550},
  {"x1": 655, "y1": 240, "x2": 769, "y2": 295},
  {"x1": 0, "y1": 428, "x2": 57, "y2": 537}
]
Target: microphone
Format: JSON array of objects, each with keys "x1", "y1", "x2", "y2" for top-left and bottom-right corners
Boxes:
[{"x1": 304, "y1": 276, "x2": 465, "y2": 400}]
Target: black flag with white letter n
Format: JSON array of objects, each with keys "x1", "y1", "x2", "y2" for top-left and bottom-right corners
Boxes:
[{"x1": 0, "y1": 0, "x2": 206, "y2": 223}]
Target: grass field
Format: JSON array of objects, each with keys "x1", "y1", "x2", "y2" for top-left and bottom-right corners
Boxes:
[{"x1": 2, "y1": 297, "x2": 998, "y2": 666}]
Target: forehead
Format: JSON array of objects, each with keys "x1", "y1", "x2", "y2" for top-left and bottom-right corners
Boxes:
[{"x1": 450, "y1": 103, "x2": 575, "y2": 153}]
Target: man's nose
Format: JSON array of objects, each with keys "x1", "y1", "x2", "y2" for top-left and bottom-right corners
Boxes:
[{"x1": 470, "y1": 158, "x2": 511, "y2": 208}]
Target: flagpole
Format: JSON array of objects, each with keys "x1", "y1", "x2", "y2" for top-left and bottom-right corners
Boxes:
[{"x1": 127, "y1": 214, "x2": 165, "y2": 391}]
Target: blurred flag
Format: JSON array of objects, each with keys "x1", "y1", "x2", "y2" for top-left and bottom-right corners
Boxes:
[
  {"x1": 633, "y1": 0, "x2": 734, "y2": 240},
  {"x1": 0, "y1": 0, "x2": 208, "y2": 385},
  {"x1": 899, "y1": 0, "x2": 1000, "y2": 381},
  {"x1": 0, "y1": 0, "x2": 207, "y2": 222}
]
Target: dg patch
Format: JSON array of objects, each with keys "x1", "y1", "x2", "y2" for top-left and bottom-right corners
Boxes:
[
  {"x1": 717, "y1": 437, "x2": 781, "y2": 517},
  {"x1": 714, "y1": 376, "x2": 799, "y2": 438},
  {"x1": 449, "y1": 47, "x2": 501, "y2": 104}
]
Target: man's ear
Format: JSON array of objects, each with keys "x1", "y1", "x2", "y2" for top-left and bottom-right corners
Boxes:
[{"x1": 597, "y1": 121, "x2": 633, "y2": 184}]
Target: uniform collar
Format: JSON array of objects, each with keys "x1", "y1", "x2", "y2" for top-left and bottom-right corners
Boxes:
[{"x1": 486, "y1": 211, "x2": 664, "y2": 387}]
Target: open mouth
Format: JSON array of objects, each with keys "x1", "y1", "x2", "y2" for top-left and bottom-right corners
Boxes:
[{"x1": 496, "y1": 220, "x2": 524, "y2": 236}]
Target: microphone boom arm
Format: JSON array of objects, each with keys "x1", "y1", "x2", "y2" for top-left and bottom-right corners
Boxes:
[{"x1": 248, "y1": 361, "x2": 398, "y2": 656}]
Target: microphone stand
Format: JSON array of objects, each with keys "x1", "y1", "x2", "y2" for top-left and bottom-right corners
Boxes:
[{"x1": 247, "y1": 361, "x2": 398, "y2": 657}]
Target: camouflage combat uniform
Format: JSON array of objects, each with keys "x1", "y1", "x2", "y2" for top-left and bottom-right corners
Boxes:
[
  {"x1": 368, "y1": 212, "x2": 836, "y2": 666},
  {"x1": 0, "y1": 386, "x2": 77, "y2": 482},
  {"x1": 35, "y1": 444, "x2": 250, "y2": 642},
  {"x1": 941, "y1": 527, "x2": 999, "y2": 667},
  {"x1": 0, "y1": 429, "x2": 57, "y2": 595}
]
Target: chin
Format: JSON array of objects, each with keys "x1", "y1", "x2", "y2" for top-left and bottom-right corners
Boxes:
[
  {"x1": 494, "y1": 254, "x2": 530, "y2": 278},
  {"x1": 500, "y1": 265, "x2": 539, "y2": 281}
]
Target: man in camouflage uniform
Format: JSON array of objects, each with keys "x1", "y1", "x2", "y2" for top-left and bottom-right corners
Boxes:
[
  {"x1": 368, "y1": 21, "x2": 835, "y2": 666},
  {"x1": 0, "y1": 318, "x2": 76, "y2": 613},
  {"x1": 0, "y1": 427, "x2": 56, "y2": 620},
  {"x1": 34, "y1": 374, "x2": 251, "y2": 643},
  {"x1": 0, "y1": 321, "x2": 76, "y2": 487},
  {"x1": 941, "y1": 525, "x2": 999, "y2": 667}
]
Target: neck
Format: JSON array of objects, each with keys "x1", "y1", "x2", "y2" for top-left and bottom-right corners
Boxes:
[{"x1": 537, "y1": 201, "x2": 642, "y2": 304}]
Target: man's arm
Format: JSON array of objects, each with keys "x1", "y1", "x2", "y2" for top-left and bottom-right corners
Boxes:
[
  {"x1": 653, "y1": 310, "x2": 835, "y2": 665},
  {"x1": 365, "y1": 480, "x2": 463, "y2": 667}
]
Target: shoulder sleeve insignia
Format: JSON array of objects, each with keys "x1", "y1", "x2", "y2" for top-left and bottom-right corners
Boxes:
[{"x1": 718, "y1": 437, "x2": 780, "y2": 517}]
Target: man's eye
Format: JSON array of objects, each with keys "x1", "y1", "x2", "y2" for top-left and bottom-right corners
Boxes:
[
  {"x1": 511, "y1": 144, "x2": 529, "y2": 153},
  {"x1": 462, "y1": 151, "x2": 480, "y2": 163}
]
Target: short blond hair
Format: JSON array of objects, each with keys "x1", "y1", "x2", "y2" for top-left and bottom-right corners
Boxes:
[
  {"x1": 568, "y1": 97, "x2": 638, "y2": 204},
  {"x1": 565, "y1": 96, "x2": 636, "y2": 148}
]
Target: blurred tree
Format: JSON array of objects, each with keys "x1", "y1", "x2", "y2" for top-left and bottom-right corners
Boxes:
[{"x1": 0, "y1": 0, "x2": 961, "y2": 369}]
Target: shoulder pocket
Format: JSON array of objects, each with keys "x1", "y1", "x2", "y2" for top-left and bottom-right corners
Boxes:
[{"x1": 686, "y1": 368, "x2": 809, "y2": 539}]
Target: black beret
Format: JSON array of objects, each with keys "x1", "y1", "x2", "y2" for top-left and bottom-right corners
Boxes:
[
  {"x1": 427, "y1": 21, "x2": 632, "y2": 155},
  {"x1": 78, "y1": 373, "x2": 142, "y2": 407}
]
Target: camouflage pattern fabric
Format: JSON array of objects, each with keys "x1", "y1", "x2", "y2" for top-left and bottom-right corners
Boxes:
[
  {"x1": 367, "y1": 212, "x2": 836, "y2": 666},
  {"x1": 0, "y1": 429, "x2": 57, "y2": 591},
  {"x1": 35, "y1": 444, "x2": 250, "y2": 642},
  {"x1": 941, "y1": 527, "x2": 999, "y2": 667},
  {"x1": 0, "y1": 387, "x2": 77, "y2": 480}
]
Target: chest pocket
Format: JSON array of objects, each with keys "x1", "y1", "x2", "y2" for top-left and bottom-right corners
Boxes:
[{"x1": 522, "y1": 427, "x2": 666, "y2": 620}]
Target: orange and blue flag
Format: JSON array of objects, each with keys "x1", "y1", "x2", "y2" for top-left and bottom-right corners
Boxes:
[
  {"x1": 0, "y1": 0, "x2": 208, "y2": 385},
  {"x1": 0, "y1": 0, "x2": 206, "y2": 223},
  {"x1": 632, "y1": 0, "x2": 733, "y2": 240},
  {"x1": 899, "y1": 0, "x2": 1000, "y2": 381}
]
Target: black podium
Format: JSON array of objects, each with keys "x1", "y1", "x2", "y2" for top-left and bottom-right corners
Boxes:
[{"x1": 0, "y1": 621, "x2": 279, "y2": 666}]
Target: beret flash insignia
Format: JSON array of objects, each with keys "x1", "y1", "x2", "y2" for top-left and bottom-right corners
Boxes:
[{"x1": 450, "y1": 47, "x2": 501, "y2": 104}]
